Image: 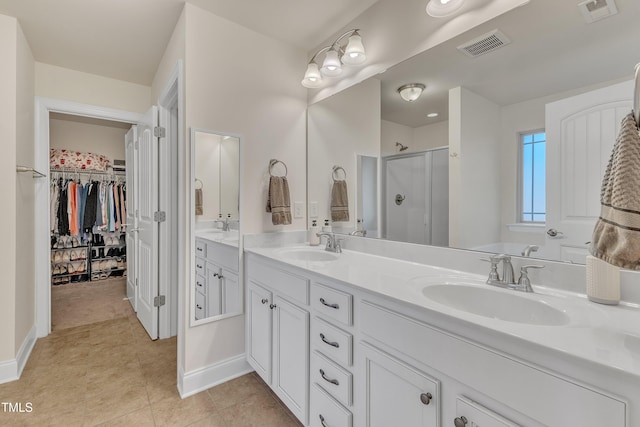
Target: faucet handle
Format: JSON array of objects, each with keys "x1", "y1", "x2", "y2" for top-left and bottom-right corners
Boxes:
[
  {"x1": 520, "y1": 264, "x2": 544, "y2": 276},
  {"x1": 480, "y1": 258, "x2": 500, "y2": 282},
  {"x1": 517, "y1": 264, "x2": 544, "y2": 292}
]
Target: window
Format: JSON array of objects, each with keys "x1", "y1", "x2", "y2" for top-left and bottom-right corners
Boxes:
[{"x1": 519, "y1": 130, "x2": 546, "y2": 223}]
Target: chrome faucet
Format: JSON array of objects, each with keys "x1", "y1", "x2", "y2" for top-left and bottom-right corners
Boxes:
[
  {"x1": 482, "y1": 253, "x2": 543, "y2": 293},
  {"x1": 214, "y1": 217, "x2": 233, "y2": 231},
  {"x1": 316, "y1": 232, "x2": 343, "y2": 253},
  {"x1": 350, "y1": 229, "x2": 367, "y2": 237},
  {"x1": 521, "y1": 244, "x2": 539, "y2": 257}
]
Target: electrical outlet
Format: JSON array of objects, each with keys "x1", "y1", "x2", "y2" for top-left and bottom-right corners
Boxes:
[
  {"x1": 294, "y1": 201, "x2": 304, "y2": 219},
  {"x1": 309, "y1": 201, "x2": 319, "y2": 218}
]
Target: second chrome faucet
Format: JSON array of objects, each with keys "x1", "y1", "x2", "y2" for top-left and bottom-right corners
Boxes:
[{"x1": 482, "y1": 254, "x2": 543, "y2": 293}]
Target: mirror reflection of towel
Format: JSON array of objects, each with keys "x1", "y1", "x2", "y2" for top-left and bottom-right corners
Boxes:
[
  {"x1": 266, "y1": 176, "x2": 291, "y2": 225},
  {"x1": 331, "y1": 180, "x2": 349, "y2": 222},
  {"x1": 195, "y1": 188, "x2": 203, "y2": 216}
]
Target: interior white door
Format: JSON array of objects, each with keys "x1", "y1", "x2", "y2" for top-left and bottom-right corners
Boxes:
[
  {"x1": 125, "y1": 126, "x2": 138, "y2": 312},
  {"x1": 385, "y1": 155, "x2": 427, "y2": 244},
  {"x1": 545, "y1": 80, "x2": 632, "y2": 263},
  {"x1": 136, "y1": 106, "x2": 160, "y2": 339}
]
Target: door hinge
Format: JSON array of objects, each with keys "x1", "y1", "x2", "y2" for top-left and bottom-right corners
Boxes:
[
  {"x1": 135, "y1": 278, "x2": 138, "y2": 287},
  {"x1": 154, "y1": 295, "x2": 166, "y2": 307},
  {"x1": 154, "y1": 211, "x2": 166, "y2": 222},
  {"x1": 154, "y1": 126, "x2": 166, "y2": 138}
]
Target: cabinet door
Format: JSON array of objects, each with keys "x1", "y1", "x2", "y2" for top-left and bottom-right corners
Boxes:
[
  {"x1": 247, "y1": 282, "x2": 272, "y2": 383},
  {"x1": 273, "y1": 295, "x2": 309, "y2": 424},
  {"x1": 206, "y1": 264, "x2": 222, "y2": 317},
  {"x1": 362, "y1": 344, "x2": 440, "y2": 427},
  {"x1": 221, "y1": 268, "x2": 241, "y2": 314}
]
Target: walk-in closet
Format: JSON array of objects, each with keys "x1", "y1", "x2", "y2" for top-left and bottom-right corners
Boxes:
[{"x1": 48, "y1": 113, "x2": 132, "y2": 331}]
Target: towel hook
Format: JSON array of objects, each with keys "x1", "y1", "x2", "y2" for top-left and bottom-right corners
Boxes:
[
  {"x1": 332, "y1": 165, "x2": 346, "y2": 182},
  {"x1": 269, "y1": 159, "x2": 288, "y2": 177},
  {"x1": 195, "y1": 178, "x2": 203, "y2": 189},
  {"x1": 634, "y1": 63, "x2": 640, "y2": 127}
]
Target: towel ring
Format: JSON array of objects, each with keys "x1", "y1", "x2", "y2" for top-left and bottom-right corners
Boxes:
[
  {"x1": 195, "y1": 178, "x2": 203, "y2": 189},
  {"x1": 332, "y1": 165, "x2": 346, "y2": 182},
  {"x1": 269, "y1": 159, "x2": 288, "y2": 177}
]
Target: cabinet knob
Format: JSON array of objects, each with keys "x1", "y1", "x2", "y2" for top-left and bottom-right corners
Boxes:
[
  {"x1": 319, "y1": 297, "x2": 339, "y2": 309},
  {"x1": 196, "y1": 304, "x2": 202, "y2": 309},
  {"x1": 261, "y1": 298, "x2": 268, "y2": 304},
  {"x1": 454, "y1": 416, "x2": 468, "y2": 427},
  {"x1": 420, "y1": 392, "x2": 432, "y2": 405},
  {"x1": 320, "y1": 333, "x2": 340, "y2": 348},
  {"x1": 269, "y1": 304, "x2": 277, "y2": 309},
  {"x1": 319, "y1": 414, "x2": 328, "y2": 427},
  {"x1": 319, "y1": 369, "x2": 340, "y2": 386}
]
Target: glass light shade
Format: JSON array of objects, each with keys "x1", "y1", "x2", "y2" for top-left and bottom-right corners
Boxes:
[
  {"x1": 426, "y1": 0, "x2": 465, "y2": 17},
  {"x1": 320, "y1": 49, "x2": 343, "y2": 76},
  {"x1": 342, "y1": 33, "x2": 366, "y2": 65},
  {"x1": 398, "y1": 83, "x2": 426, "y2": 102},
  {"x1": 301, "y1": 63, "x2": 323, "y2": 88}
]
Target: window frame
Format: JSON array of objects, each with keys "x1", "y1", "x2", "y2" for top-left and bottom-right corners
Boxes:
[{"x1": 517, "y1": 128, "x2": 546, "y2": 224}]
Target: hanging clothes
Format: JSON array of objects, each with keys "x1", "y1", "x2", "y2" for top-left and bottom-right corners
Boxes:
[
  {"x1": 83, "y1": 182, "x2": 98, "y2": 233},
  {"x1": 113, "y1": 183, "x2": 121, "y2": 231},
  {"x1": 119, "y1": 184, "x2": 126, "y2": 231},
  {"x1": 50, "y1": 181, "x2": 59, "y2": 233},
  {"x1": 68, "y1": 180, "x2": 78, "y2": 236},
  {"x1": 57, "y1": 180, "x2": 70, "y2": 236}
]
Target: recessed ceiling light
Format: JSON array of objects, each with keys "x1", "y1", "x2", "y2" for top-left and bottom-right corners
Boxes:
[
  {"x1": 426, "y1": 0, "x2": 465, "y2": 17},
  {"x1": 427, "y1": 113, "x2": 439, "y2": 118}
]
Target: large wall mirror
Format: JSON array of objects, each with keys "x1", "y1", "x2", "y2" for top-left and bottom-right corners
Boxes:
[
  {"x1": 191, "y1": 128, "x2": 242, "y2": 325},
  {"x1": 308, "y1": 0, "x2": 640, "y2": 264}
]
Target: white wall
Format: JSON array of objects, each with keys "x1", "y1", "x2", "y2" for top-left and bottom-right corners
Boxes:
[
  {"x1": 177, "y1": 3, "x2": 307, "y2": 375},
  {"x1": 35, "y1": 62, "x2": 151, "y2": 114},
  {"x1": 381, "y1": 119, "x2": 448, "y2": 157},
  {"x1": 449, "y1": 87, "x2": 501, "y2": 249},
  {"x1": 413, "y1": 121, "x2": 448, "y2": 152},
  {"x1": 381, "y1": 119, "x2": 412, "y2": 157},
  {"x1": 49, "y1": 114, "x2": 129, "y2": 166},
  {"x1": 308, "y1": 78, "x2": 381, "y2": 231}
]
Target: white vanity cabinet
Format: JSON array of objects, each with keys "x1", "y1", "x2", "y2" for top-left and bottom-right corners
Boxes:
[
  {"x1": 194, "y1": 237, "x2": 240, "y2": 319},
  {"x1": 246, "y1": 254, "x2": 310, "y2": 424}
]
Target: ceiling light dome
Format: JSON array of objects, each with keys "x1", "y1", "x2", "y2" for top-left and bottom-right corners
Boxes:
[
  {"x1": 426, "y1": 0, "x2": 465, "y2": 17},
  {"x1": 398, "y1": 83, "x2": 426, "y2": 102}
]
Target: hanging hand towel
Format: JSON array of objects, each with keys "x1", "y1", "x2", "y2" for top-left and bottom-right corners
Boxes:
[
  {"x1": 331, "y1": 180, "x2": 349, "y2": 222},
  {"x1": 591, "y1": 112, "x2": 640, "y2": 269},
  {"x1": 266, "y1": 176, "x2": 292, "y2": 225},
  {"x1": 195, "y1": 188, "x2": 204, "y2": 216}
]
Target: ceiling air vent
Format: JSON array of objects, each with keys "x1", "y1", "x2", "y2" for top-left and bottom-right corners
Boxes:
[
  {"x1": 457, "y1": 29, "x2": 511, "y2": 58},
  {"x1": 578, "y1": 0, "x2": 618, "y2": 24}
]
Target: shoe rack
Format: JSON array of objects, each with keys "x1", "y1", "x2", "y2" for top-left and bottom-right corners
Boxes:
[{"x1": 51, "y1": 232, "x2": 127, "y2": 285}]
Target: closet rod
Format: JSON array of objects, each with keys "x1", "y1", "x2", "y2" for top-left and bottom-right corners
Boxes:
[
  {"x1": 16, "y1": 166, "x2": 46, "y2": 178},
  {"x1": 50, "y1": 167, "x2": 125, "y2": 176}
]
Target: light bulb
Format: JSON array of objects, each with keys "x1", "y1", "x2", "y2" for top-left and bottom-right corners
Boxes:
[
  {"x1": 342, "y1": 32, "x2": 366, "y2": 65},
  {"x1": 301, "y1": 62, "x2": 322, "y2": 88},
  {"x1": 320, "y1": 49, "x2": 342, "y2": 76}
]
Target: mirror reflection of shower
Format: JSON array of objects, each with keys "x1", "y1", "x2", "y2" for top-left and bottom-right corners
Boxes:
[
  {"x1": 395, "y1": 142, "x2": 409, "y2": 152},
  {"x1": 383, "y1": 147, "x2": 449, "y2": 246}
]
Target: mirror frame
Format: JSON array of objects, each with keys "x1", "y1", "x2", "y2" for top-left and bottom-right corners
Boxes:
[{"x1": 190, "y1": 127, "x2": 244, "y2": 327}]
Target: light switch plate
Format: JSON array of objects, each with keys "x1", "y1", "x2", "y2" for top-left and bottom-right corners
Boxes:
[
  {"x1": 294, "y1": 201, "x2": 305, "y2": 219},
  {"x1": 309, "y1": 201, "x2": 319, "y2": 218}
]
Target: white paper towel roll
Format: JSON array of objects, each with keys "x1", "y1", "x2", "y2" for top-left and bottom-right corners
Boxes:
[{"x1": 586, "y1": 255, "x2": 620, "y2": 305}]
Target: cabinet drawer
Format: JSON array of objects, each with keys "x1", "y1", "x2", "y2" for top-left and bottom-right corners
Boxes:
[
  {"x1": 195, "y1": 290, "x2": 206, "y2": 319},
  {"x1": 311, "y1": 282, "x2": 353, "y2": 326},
  {"x1": 195, "y1": 239, "x2": 207, "y2": 257},
  {"x1": 360, "y1": 300, "x2": 627, "y2": 427},
  {"x1": 207, "y1": 241, "x2": 238, "y2": 271},
  {"x1": 310, "y1": 384, "x2": 352, "y2": 427},
  {"x1": 311, "y1": 351, "x2": 352, "y2": 407},
  {"x1": 311, "y1": 317, "x2": 352, "y2": 367},
  {"x1": 195, "y1": 274, "x2": 206, "y2": 293},
  {"x1": 195, "y1": 257, "x2": 206, "y2": 277},
  {"x1": 247, "y1": 258, "x2": 309, "y2": 305}
]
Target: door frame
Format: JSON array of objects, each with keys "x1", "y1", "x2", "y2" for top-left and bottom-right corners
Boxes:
[{"x1": 34, "y1": 97, "x2": 143, "y2": 337}]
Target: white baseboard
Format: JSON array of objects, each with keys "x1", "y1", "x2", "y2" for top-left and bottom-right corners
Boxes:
[
  {"x1": 0, "y1": 325, "x2": 37, "y2": 385},
  {"x1": 179, "y1": 353, "x2": 252, "y2": 398}
]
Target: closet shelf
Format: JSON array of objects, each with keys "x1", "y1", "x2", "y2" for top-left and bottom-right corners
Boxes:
[
  {"x1": 52, "y1": 272, "x2": 88, "y2": 278},
  {"x1": 51, "y1": 245, "x2": 89, "y2": 250},
  {"x1": 91, "y1": 268, "x2": 127, "y2": 273}
]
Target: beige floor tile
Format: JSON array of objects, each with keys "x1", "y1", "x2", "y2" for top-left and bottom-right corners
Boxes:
[
  {"x1": 219, "y1": 391, "x2": 302, "y2": 427},
  {"x1": 28, "y1": 364, "x2": 88, "y2": 390},
  {"x1": 2, "y1": 399, "x2": 86, "y2": 427},
  {"x1": 145, "y1": 373, "x2": 180, "y2": 404},
  {"x1": 187, "y1": 413, "x2": 228, "y2": 427},
  {"x1": 84, "y1": 383, "x2": 149, "y2": 426},
  {"x1": 151, "y1": 392, "x2": 217, "y2": 427},
  {"x1": 206, "y1": 374, "x2": 263, "y2": 410},
  {"x1": 86, "y1": 367, "x2": 146, "y2": 400},
  {"x1": 94, "y1": 406, "x2": 155, "y2": 427}
]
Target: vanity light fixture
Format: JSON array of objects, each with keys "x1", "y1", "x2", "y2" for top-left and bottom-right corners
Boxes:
[
  {"x1": 427, "y1": 112, "x2": 439, "y2": 118},
  {"x1": 301, "y1": 29, "x2": 367, "y2": 88},
  {"x1": 397, "y1": 83, "x2": 426, "y2": 102},
  {"x1": 426, "y1": 0, "x2": 466, "y2": 17}
]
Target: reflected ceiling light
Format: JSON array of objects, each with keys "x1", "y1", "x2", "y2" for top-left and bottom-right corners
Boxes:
[
  {"x1": 397, "y1": 83, "x2": 426, "y2": 102},
  {"x1": 426, "y1": 0, "x2": 465, "y2": 17},
  {"x1": 301, "y1": 29, "x2": 367, "y2": 88},
  {"x1": 427, "y1": 112, "x2": 439, "y2": 118}
]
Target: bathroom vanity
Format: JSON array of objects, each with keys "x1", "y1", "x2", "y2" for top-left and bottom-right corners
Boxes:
[{"x1": 245, "y1": 243, "x2": 639, "y2": 427}]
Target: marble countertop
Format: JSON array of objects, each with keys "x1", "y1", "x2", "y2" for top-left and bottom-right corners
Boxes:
[
  {"x1": 246, "y1": 244, "x2": 640, "y2": 381},
  {"x1": 195, "y1": 229, "x2": 239, "y2": 247}
]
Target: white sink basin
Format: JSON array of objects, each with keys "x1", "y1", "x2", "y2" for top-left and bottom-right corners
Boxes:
[
  {"x1": 422, "y1": 284, "x2": 569, "y2": 326},
  {"x1": 278, "y1": 248, "x2": 340, "y2": 262}
]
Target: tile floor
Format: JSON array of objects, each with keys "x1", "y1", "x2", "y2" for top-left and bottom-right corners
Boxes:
[{"x1": 1, "y1": 282, "x2": 302, "y2": 426}]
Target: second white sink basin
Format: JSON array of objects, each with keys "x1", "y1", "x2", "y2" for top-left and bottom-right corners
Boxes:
[
  {"x1": 422, "y1": 284, "x2": 569, "y2": 326},
  {"x1": 278, "y1": 248, "x2": 340, "y2": 262}
]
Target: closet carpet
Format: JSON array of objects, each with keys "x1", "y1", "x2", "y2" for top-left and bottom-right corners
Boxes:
[
  {"x1": 51, "y1": 277, "x2": 134, "y2": 331},
  {"x1": 0, "y1": 316, "x2": 302, "y2": 426}
]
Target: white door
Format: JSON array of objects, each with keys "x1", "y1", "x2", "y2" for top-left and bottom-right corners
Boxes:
[
  {"x1": 125, "y1": 126, "x2": 138, "y2": 311},
  {"x1": 136, "y1": 106, "x2": 160, "y2": 339},
  {"x1": 545, "y1": 80, "x2": 632, "y2": 263},
  {"x1": 385, "y1": 155, "x2": 427, "y2": 244}
]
